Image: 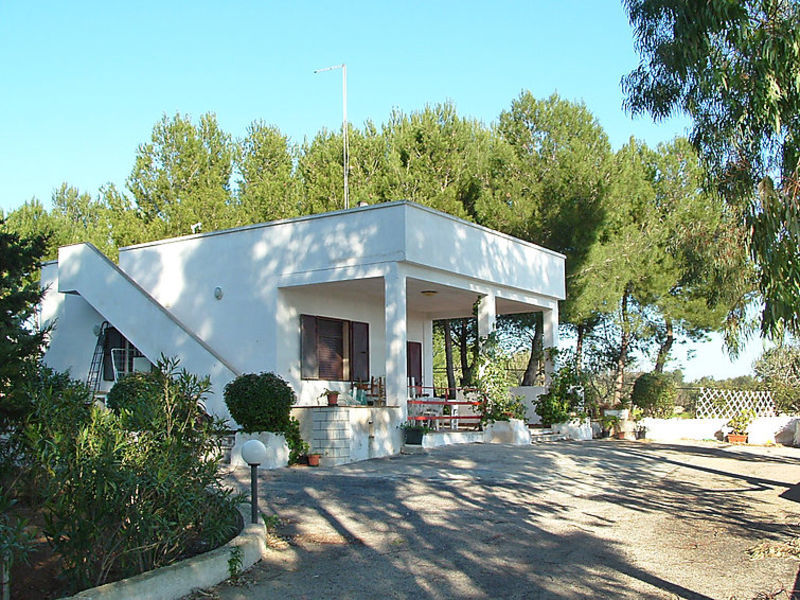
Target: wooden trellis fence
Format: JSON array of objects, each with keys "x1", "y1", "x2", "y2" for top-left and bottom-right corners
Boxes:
[{"x1": 695, "y1": 387, "x2": 776, "y2": 419}]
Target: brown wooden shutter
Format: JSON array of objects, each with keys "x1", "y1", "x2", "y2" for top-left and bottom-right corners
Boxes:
[
  {"x1": 351, "y1": 321, "x2": 369, "y2": 382},
  {"x1": 317, "y1": 318, "x2": 344, "y2": 380},
  {"x1": 301, "y1": 315, "x2": 318, "y2": 379}
]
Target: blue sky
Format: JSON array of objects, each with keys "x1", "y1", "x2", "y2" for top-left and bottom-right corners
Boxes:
[{"x1": 0, "y1": 1, "x2": 765, "y2": 379}]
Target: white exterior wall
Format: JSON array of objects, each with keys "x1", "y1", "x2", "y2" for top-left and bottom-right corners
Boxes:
[
  {"x1": 41, "y1": 202, "x2": 566, "y2": 453},
  {"x1": 403, "y1": 205, "x2": 565, "y2": 299},
  {"x1": 40, "y1": 262, "x2": 105, "y2": 382}
]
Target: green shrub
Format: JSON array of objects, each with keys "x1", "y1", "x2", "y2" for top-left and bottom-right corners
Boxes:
[
  {"x1": 224, "y1": 372, "x2": 307, "y2": 463},
  {"x1": 27, "y1": 357, "x2": 239, "y2": 593},
  {"x1": 727, "y1": 408, "x2": 756, "y2": 434},
  {"x1": 475, "y1": 334, "x2": 525, "y2": 424},
  {"x1": 534, "y1": 356, "x2": 584, "y2": 427},
  {"x1": 106, "y1": 371, "x2": 161, "y2": 430},
  {"x1": 631, "y1": 372, "x2": 677, "y2": 418},
  {"x1": 1, "y1": 365, "x2": 93, "y2": 502}
]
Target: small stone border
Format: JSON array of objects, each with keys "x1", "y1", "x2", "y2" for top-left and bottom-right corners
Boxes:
[{"x1": 63, "y1": 504, "x2": 266, "y2": 600}]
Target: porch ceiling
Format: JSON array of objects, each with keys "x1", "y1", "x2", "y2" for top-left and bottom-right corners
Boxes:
[{"x1": 292, "y1": 277, "x2": 543, "y2": 318}]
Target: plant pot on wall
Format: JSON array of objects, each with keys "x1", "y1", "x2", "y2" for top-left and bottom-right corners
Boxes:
[
  {"x1": 727, "y1": 433, "x2": 747, "y2": 443},
  {"x1": 320, "y1": 389, "x2": 339, "y2": 406},
  {"x1": 404, "y1": 428, "x2": 424, "y2": 445}
]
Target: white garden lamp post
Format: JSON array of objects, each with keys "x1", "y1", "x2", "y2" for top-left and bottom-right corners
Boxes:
[{"x1": 241, "y1": 439, "x2": 268, "y2": 524}]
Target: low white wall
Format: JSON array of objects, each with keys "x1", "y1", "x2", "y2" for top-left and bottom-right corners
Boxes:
[
  {"x1": 510, "y1": 386, "x2": 545, "y2": 425},
  {"x1": 230, "y1": 432, "x2": 289, "y2": 469},
  {"x1": 641, "y1": 416, "x2": 799, "y2": 445},
  {"x1": 66, "y1": 504, "x2": 265, "y2": 600},
  {"x1": 553, "y1": 419, "x2": 593, "y2": 441},
  {"x1": 483, "y1": 419, "x2": 531, "y2": 444},
  {"x1": 422, "y1": 430, "x2": 484, "y2": 448},
  {"x1": 292, "y1": 406, "x2": 404, "y2": 465}
]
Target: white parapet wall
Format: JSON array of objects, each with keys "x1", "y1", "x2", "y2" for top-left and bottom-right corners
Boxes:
[{"x1": 641, "y1": 416, "x2": 799, "y2": 445}]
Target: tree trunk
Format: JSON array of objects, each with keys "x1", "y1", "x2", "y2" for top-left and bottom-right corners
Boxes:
[
  {"x1": 575, "y1": 322, "x2": 585, "y2": 374},
  {"x1": 458, "y1": 319, "x2": 472, "y2": 386},
  {"x1": 443, "y1": 320, "x2": 456, "y2": 398},
  {"x1": 612, "y1": 286, "x2": 631, "y2": 407},
  {"x1": 521, "y1": 313, "x2": 544, "y2": 386},
  {"x1": 654, "y1": 318, "x2": 674, "y2": 374}
]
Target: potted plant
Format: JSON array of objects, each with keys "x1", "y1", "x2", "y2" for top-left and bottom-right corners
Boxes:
[
  {"x1": 400, "y1": 421, "x2": 431, "y2": 445},
  {"x1": 600, "y1": 415, "x2": 620, "y2": 439},
  {"x1": 726, "y1": 409, "x2": 755, "y2": 443},
  {"x1": 320, "y1": 388, "x2": 340, "y2": 406},
  {"x1": 307, "y1": 452, "x2": 321, "y2": 467}
]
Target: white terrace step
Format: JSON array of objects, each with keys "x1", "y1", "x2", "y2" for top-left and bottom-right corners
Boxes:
[{"x1": 529, "y1": 428, "x2": 568, "y2": 443}]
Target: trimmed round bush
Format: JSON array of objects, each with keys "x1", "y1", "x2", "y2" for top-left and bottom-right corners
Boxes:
[
  {"x1": 631, "y1": 372, "x2": 677, "y2": 418},
  {"x1": 223, "y1": 372, "x2": 297, "y2": 433},
  {"x1": 106, "y1": 372, "x2": 161, "y2": 430}
]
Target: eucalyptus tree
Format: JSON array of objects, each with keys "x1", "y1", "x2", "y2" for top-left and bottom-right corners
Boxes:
[
  {"x1": 126, "y1": 112, "x2": 235, "y2": 239},
  {"x1": 623, "y1": 0, "x2": 800, "y2": 338},
  {"x1": 643, "y1": 139, "x2": 755, "y2": 371}
]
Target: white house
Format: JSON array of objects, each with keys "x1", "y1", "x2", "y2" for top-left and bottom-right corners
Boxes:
[{"x1": 40, "y1": 201, "x2": 566, "y2": 463}]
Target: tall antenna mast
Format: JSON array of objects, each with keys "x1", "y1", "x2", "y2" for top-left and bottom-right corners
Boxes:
[{"x1": 314, "y1": 63, "x2": 349, "y2": 209}]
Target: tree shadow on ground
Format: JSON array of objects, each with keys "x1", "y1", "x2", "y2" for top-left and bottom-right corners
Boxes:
[{"x1": 222, "y1": 442, "x2": 800, "y2": 599}]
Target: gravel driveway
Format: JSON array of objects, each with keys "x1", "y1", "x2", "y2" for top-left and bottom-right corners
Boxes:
[{"x1": 201, "y1": 440, "x2": 800, "y2": 599}]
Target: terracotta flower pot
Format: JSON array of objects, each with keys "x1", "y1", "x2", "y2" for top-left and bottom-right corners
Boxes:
[
  {"x1": 727, "y1": 433, "x2": 747, "y2": 443},
  {"x1": 327, "y1": 392, "x2": 339, "y2": 406},
  {"x1": 307, "y1": 453, "x2": 321, "y2": 467}
]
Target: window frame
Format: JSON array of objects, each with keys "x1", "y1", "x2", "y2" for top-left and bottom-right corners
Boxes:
[{"x1": 301, "y1": 314, "x2": 369, "y2": 382}]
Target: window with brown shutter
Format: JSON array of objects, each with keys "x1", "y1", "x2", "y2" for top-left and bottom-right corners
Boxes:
[{"x1": 300, "y1": 315, "x2": 369, "y2": 381}]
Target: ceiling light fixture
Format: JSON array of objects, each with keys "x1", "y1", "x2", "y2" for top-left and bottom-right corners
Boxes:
[{"x1": 420, "y1": 290, "x2": 438, "y2": 297}]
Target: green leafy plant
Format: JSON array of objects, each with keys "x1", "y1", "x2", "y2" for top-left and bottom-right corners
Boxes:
[
  {"x1": 0, "y1": 490, "x2": 33, "y2": 599},
  {"x1": 475, "y1": 333, "x2": 525, "y2": 424},
  {"x1": 601, "y1": 415, "x2": 620, "y2": 435},
  {"x1": 631, "y1": 372, "x2": 677, "y2": 418},
  {"x1": 727, "y1": 409, "x2": 756, "y2": 435},
  {"x1": 106, "y1": 371, "x2": 161, "y2": 430},
  {"x1": 534, "y1": 354, "x2": 584, "y2": 427},
  {"x1": 399, "y1": 421, "x2": 432, "y2": 433},
  {"x1": 224, "y1": 372, "x2": 308, "y2": 464},
  {"x1": 27, "y1": 358, "x2": 240, "y2": 593},
  {"x1": 227, "y1": 545, "x2": 244, "y2": 580}
]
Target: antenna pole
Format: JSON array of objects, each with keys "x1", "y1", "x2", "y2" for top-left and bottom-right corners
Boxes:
[{"x1": 314, "y1": 63, "x2": 349, "y2": 209}]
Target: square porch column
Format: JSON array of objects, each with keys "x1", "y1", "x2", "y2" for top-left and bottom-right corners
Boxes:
[
  {"x1": 477, "y1": 291, "x2": 497, "y2": 339},
  {"x1": 384, "y1": 264, "x2": 408, "y2": 418},
  {"x1": 542, "y1": 305, "x2": 559, "y2": 383}
]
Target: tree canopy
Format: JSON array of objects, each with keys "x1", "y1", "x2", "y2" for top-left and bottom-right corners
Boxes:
[
  {"x1": 623, "y1": 0, "x2": 800, "y2": 338},
  {"x1": 3, "y1": 91, "x2": 758, "y2": 395}
]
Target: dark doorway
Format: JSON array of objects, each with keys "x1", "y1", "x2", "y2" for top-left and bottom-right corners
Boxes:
[{"x1": 407, "y1": 341, "x2": 422, "y2": 394}]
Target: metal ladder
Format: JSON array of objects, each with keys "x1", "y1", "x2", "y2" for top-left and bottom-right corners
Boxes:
[{"x1": 86, "y1": 321, "x2": 109, "y2": 396}]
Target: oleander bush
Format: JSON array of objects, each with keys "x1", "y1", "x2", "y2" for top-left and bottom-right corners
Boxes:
[{"x1": 26, "y1": 357, "x2": 239, "y2": 593}]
